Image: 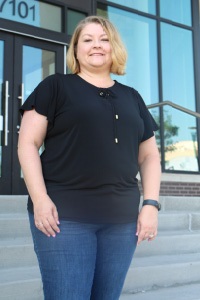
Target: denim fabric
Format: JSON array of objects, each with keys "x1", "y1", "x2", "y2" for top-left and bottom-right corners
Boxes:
[{"x1": 29, "y1": 213, "x2": 138, "y2": 300}]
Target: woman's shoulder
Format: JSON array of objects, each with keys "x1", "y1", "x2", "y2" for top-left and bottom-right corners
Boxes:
[
  {"x1": 41, "y1": 73, "x2": 75, "y2": 84},
  {"x1": 36, "y1": 74, "x2": 77, "y2": 95},
  {"x1": 115, "y1": 80, "x2": 139, "y2": 97}
]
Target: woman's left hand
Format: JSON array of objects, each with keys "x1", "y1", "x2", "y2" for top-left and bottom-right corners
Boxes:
[{"x1": 136, "y1": 205, "x2": 158, "y2": 245}]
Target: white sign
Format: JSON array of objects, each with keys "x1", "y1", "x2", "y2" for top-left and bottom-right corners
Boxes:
[{"x1": 0, "y1": 0, "x2": 40, "y2": 26}]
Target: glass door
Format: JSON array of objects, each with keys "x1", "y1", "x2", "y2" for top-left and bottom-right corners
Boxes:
[
  {"x1": 0, "y1": 32, "x2": 13, "y2": 194},
  {"x1": 0, "y1": 32, "x2": 64, "y2": 194}
]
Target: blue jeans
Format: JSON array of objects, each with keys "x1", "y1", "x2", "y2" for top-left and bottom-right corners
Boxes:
[{"x1": 29, "y1": 213, "x2": 138, "y2": 300}]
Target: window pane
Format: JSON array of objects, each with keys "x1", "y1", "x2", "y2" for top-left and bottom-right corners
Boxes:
[
  {"x1": 0, "y1": 0, "x2": 62, "y2": 32},
  {"x1": 161, "y1": 23, "x2": 195, "y2": 110},
  {"x1": 0, "y1": 41, "x2": 4, "y2": 177},
  {"x1": 39, "y1": 2, "x2": 62, "y2": 32},
  {"x1": 67, "y1": 10, "x2": 87, "y2": 36},
  {"x1": 150, "y1": 107, "x2": 161, "y2": 152},
  {"x1": 161, "y1": 23, "x2": 197, "y2": 171},
  {"x1": 164, "y1": 107, "x2": 198, "y2": 172},
  {"x1": 23, "y1": 46, "x2": 55, "y2": 101},
  {"x1": 160, "y1": 0, "x2": 192, "y2": 26},
  {"x1": 97, "y1": 4, "x2": 159, "y2": 104},
  {"x1": 105, "y1": 0, "x2": 156, "y2": 14},
  {"x1": 21, "y1": 46, "x2": 56, "y2": 175},
  {"x1": 0, "y1": 41, "x2": 3, "y2": 115}
]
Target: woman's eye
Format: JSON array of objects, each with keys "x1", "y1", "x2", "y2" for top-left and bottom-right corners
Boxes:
[
  {"x1": 101, "y1": 39, "x2": 109, "y2": 42},
  {"x1": 84, "y1": 39, "x2": 92, "y2": 42}
]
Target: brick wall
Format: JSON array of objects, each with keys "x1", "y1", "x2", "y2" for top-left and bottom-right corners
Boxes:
[
  {"x1": 139, "y1": 181, "x2": 200, "y2": 197},
  {"x1": 159, "y1": 181, "x2": 200, "y2": 196}
]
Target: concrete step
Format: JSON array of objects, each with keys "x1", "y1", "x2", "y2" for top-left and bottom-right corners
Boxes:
[
  {"x1": 160, "y1": 196, "x2": 200, "y2": 212},
  {"x1": 191, "y1": 213, "x2": 200, "y2": 230},
  {"x1": 123, "y1": 252, "x2": 200, "y2": 293},
  {"x1": 158, "y1": 211, "x2": 200, "y2": 231},
  {"x1": 134, "y1": 230, "x2": 200, "y2": 257},
  {"x1": 1, "y1": 230, "x2": 200, "y2": 270},
  {"x1": 1, "y1": 211, "x2": 199, "y2": 241},
  {"x1": 0, "y1": 237, "x2": 37, "y2": 269},
  {"x1": 0, "y1": 195, "x2": 27, "y2": 214},
  {"x1": 0, "y1": 196, "x2": 200, "y2": 232},
  {"x1": 1, "y1": 253, "x2": 200, "y2": 299},
  {"x1": 0, "y1": 266, "x2": 42, "y2": 300},
  {"x1": 0, "y1": 195, "x2": 200, "y2": 300},
  {"x1": 120, "y1": 282, "x2": 200, "y2": 300},
  {"x1": 0, "y1": 214, "x2": 31, "y2": 238},
  {"x1": 1, "y1": 227, "x2": 200, "y2": 270}
]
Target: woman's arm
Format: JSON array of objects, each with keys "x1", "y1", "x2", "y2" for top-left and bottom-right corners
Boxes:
[
  {"x1": 18, "y1": 109, "x2": 60, "y2": 237},
  {"x1": 137, "y1": 135, "x2": 161, "y2": 245}
]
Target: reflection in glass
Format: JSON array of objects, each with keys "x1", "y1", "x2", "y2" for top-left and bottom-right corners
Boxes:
[
  {"x1": 97, "y1": 4, "x2": 159, "y2": 104},
  {"x1": 0, "y1": 41, "x2": 4, "y2": 177},
  {"x1": 67, "y1": 10, "x2": 86, "y2": 36},
  {"x1": 161, "y1": 23, "x2": 195, "y2": 110},
  {"x1": 23, "y1": 46, "x2": 55, "y2": 102},
  {"x1": 105, "y1": 0, "x2": 156, "y2": 14},
  {"x1": 161, "y1": 23, "x2": 197, "y2": 171},
  {"x1": 163, "y1": 107, "x2": 198, "y2": 171},
  {"x1": 39, "y1": 2, "x2": 62, "y2": 32},
  {"x1": 149, "y1": 107, "x2": 161, "y2": 155},
  {"x1": 21, "y1": 46, "x2": 56, "y2": 177},
  {"x1": 160, "y1": 0, "x2": 192, "y2": 26}
]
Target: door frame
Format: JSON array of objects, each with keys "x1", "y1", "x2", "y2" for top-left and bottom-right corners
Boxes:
[
  {"x1": 0, "y1": 32, "x2": 14, "y2": 194},
  {"x1": 0, "y1": 31, "x2": 66, "y2": 194}
]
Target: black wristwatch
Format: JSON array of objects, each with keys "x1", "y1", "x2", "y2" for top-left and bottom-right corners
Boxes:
[{"x1": 142, "y1": 199, "x2": 161, "y2": 211}]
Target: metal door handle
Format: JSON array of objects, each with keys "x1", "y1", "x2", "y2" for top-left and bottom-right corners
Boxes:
[
  {"x1": 17, "y1": 83, "x2": 24, "y2": 134},
  {"x1": 18, "y1": 83, "x2": 24, "y2": 105},
  {"x1": 4, "y1": 81, "x2": 9, "y2": 146},
  {"x1": 16, "y1": 125, "x2": 20, "y2": 134}
]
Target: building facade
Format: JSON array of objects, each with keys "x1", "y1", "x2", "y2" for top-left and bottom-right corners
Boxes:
[{"x1": 0, "y1": 0, "x2": 200, "y2": 195}]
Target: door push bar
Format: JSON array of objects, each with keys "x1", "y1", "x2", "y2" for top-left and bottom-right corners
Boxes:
[
  {"x1": 17, "y1": 83, "x2": 24, "y2": 134},
  {"x1": 4, "y1": 81, "x2": 9, "y2": 146}
]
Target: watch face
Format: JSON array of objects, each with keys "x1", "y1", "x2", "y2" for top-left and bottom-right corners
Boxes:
[{"x1": 157, "y1": 203, "x2": 161, "y2": 211}]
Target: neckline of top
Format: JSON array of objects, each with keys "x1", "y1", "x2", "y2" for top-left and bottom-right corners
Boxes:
[{"x1": 74, "y1": 74, "x2": 117, "y2": 90}]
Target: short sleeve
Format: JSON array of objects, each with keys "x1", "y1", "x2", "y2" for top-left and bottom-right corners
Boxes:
[
  {"x1": 135, "y1": 90, "x2": 159, "y2": 142},
  {"x1": 20, "y1": 74, "x2": 60, "y2": 125}
]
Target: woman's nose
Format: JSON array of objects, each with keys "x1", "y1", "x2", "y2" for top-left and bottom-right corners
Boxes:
[{"x1": 93, "y1": 39, "x2": 101, "y2": 47}]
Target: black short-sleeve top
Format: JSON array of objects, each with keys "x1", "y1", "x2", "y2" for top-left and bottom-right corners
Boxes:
[{"x1": 20, "y1": 74, "x2": 158, "y2": 223}]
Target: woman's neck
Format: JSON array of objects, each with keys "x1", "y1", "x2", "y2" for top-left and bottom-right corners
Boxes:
[{"x1": 77, "y1": 70, "x2": 114, "y2": 88}]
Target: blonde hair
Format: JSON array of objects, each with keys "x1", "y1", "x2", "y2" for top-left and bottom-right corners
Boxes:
[{"x1": 66, "y1": 15, "x2": 127, "y2": 75}]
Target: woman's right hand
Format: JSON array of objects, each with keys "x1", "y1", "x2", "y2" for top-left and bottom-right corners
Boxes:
[{"x1": 33, "y1": 195, "x2": 60, "y2": 237}]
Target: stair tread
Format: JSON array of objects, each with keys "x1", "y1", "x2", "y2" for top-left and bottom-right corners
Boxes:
[
  {"x1": 131, "y1": 252, "x2": 200, "y2": 268},
  {"x1": 157, "y1": 229, "x2": 200, "y2": 236},
  {"x1": 0, "y1": 266, "x2": 40, "y2": 284},
  {"x1": 0, "y1": 213, "x2": 28, "y2": 219},
  {"x1": 159, "y1": 211, "x2": 200, "y2": 215},
  {"x1": 1, "y1": 195, "x2": 200, "y2": 299},
  {"x1": 164, "y1": 210, "x2": 200, "y2": 213},
  {"x1": 120, "y1": 282, "x2": 200, "y2": 300},
  {"x1": 2, "y1": 211, "x2": 200, "y2": 216},
  {"x1": 0, "y1": 237, "x2": 33, "y2": 247},
  {"x1": 0, "y1": 230, "x2": 198, "y2": 246},
  {"x1": 1, "y1": 252, "x2": 200, "y2": 284}
]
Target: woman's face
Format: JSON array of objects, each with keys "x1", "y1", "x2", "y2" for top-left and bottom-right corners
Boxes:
[{"x1": 76, "y1": 23, "x2": 112, "y2": 73}]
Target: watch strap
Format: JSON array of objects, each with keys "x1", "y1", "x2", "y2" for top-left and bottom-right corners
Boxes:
[{"x1": 142, "y1": 199, "x2": 161, "y2": 211}]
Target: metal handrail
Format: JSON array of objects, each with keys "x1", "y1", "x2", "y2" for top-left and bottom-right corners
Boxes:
[{"x1": 147, "y1": 100, "x2": 200, "y2": 118}]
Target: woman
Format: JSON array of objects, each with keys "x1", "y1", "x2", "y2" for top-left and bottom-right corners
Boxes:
[{"x1": 18, "y1": 16, "x2": 161, "y2": 300}]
